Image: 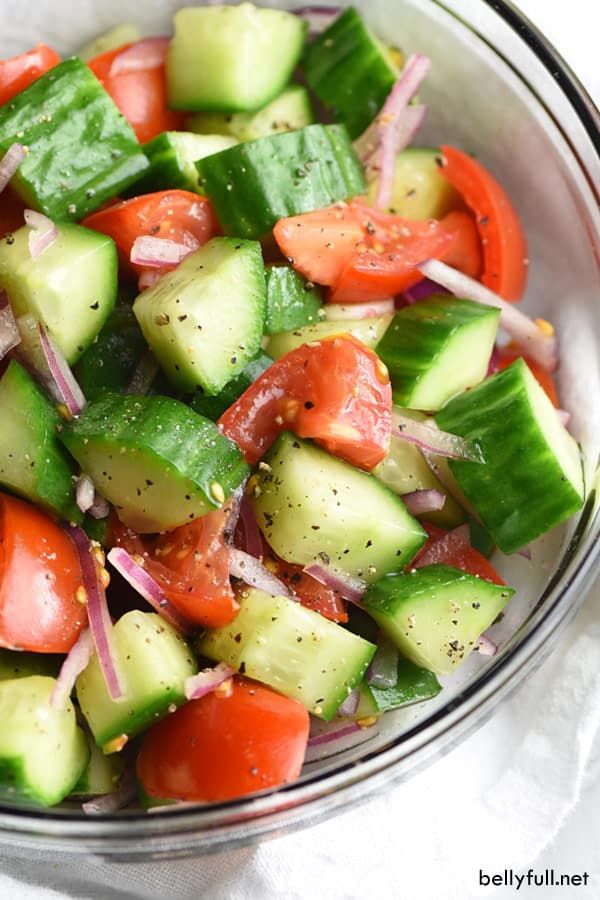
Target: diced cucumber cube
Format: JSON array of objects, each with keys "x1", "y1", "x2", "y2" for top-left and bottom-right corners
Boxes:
[
  {"x1": 265, "y1": 315, "x2": 392, "y2": 359},
  {"x1": 187, "y1": 84, "x2": 314, "y2": 142}
]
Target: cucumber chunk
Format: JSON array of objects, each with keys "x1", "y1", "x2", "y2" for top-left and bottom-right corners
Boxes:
[
  {"x1": 71, "y1": 731, "x2": 125, "y2": 797},
  {"x1": 266, "y1": 315, "x2": 392, "y2": 359},
  {"x1": 0, "y1": 58, "x2": 148, "y2": 221},
  {"x1": 167, "y1": 4, "x2": 307, "y2": 112},
  {"x1": 264, "y1": 265, "x2": 322, "y2": 335},
  {"x1": 73, "y1": 305, "x2": 148, "y2": 401},
  {"x1": 77, "y1": 23, "x2": 141, "y2": 62},
  {"x1": 436, "y1": 358, "x2": 584, "y2": 553},
  {"x1": 132, "y1": 132, "x2": 238, "y2": 195},
  {"x1": 0, "y1": 360, "x2": 80, "y2": 522},
  {"x1": 363, "y1": 564, "x2": 514, "y2": 675},
  {"x1": 133, "y1": 237, "x2": 266, "y2": 394},
  {"x1": 60, "y1": 392, "x2": 249, "y2": 532},
  {"x1": 187, "y1": 84, "x2": 314, "y2": 142},
  {"x1": 196, "y1": 123, "x2": 365, "y2": 239},
  {"x1": 302, "y1": 7, "x2": 399, "y2": 139},
  {"x1": 251, "y1": 432, "x2": 427, "y2": 583},
  {"x1": 374, "y1": 433, "x2": 466, "y2": 528},
  {"x1": 0, "y1": 223, "x2": 117, "y2": 364},
  {"x1": 376, "y1": 296, "x2": 500, "y2": 410},
  {"x1": 0, "y1": 676, "x2": 89, "y2": 806},
  {"x1": 366, "y1": 148, "x2": 460, "y2": 218},
  {"x1": 76, "y1": 611, "x2": 197, "y2": 749},
  {"x1": 0, "y1": 650, "x2": 61, "y2": 681},
  {"x1": 355, "y1": 655, "x2": 442, "y2": 717},
  {"x1": 199, "y1": 588, "x2": 375, "y2": 720},
  {"x1": 188, "y1": 351, "x2": 273, "y2": 421}
]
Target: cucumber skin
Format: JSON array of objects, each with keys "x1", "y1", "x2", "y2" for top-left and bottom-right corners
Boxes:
[
  {"x1": 188, "y1": 351, "x2": 273, "y2": 421},
  {"x1": 264, "y1": 266, "x2": 322, "y2": 335},
  {"x1": 74, "y1": 306, "x2": 148, "y2": 402},
  {"x1": 357, "y1": 656, "x2": 442, "y2": 716},
  {"x1": 436, "y1": 359, "x2": 584, "y2": 554},
  {"x1": 130, "y1": 132, "x2": 237, "y2": 196},
  {"x1": 0, "y1": 58, "x2": 148, "y2": 221},
  {"x1": 0, "y1": 361, "x2": 81, "y2": 523},
  {"x1": 0, "y1": 650, "x2": 61, "y2": 681},
  {"x1": 302, "y1": 7, "x2": 397, "y2": 139},
  {"x1": 196, "y1": 124, "x2": 365, "y2": 239}
]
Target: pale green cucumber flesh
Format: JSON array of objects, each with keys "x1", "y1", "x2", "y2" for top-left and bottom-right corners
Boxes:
[
  {"x1": 77, "y1": 23, "x2": 141, "y2": 62},
  {"x1": 199, "y1": 588, "x2": 375, "y2": 720},
  {"x1": 363, "y1": 564, "x2": 514, "y2": 675},
  {"x1": 187, "y1": 84, "x2": 314, "y2": 142},
  {"x1": 71, "y1": 731, "x2": 125, "y2": 796},
  {"x1": 76, "y1": 611, "x2": 197, "y2": 749},
  {"x1": 251, "y1": 432, "x2": 427, "y2": 583},
  {"x1": 265, "y1": 315, "x2": 392, "y2": 359},
  {"x1": 133, "y1": 237, "x2": 266, "y2": 394},
  {"x1": 133, "y1": 132, "x2": 238, "y2": 194},
  {"x1": 366, "y1": 147, "x2": 461, "y2": 219}
]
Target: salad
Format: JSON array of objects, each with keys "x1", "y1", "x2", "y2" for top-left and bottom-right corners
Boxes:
[{"x1": 0, "y1": 3, "x2": 584, "y2": 813}]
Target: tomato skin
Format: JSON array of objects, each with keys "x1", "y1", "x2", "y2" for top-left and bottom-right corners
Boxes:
[
  {"x1": 0, "y1": 188, "x2": 26, "y2": 238},
  {"x1": 88, "y1": 40, "x2": 184, "y2": 144},
  {"x1": 439, "y1": 145, "x2": 527, "y2": 302},
  {"x1": 439, "y1": 210, "x2": 483, "y2": 279},
  {"x1": 110, "y1": 509, "x2": 238, "y2": 629},
  {"x1": 414, "y1": 523, "x2": 505, "y2": 586},
  {"x1": 273, "y1": 560, "x2": 348, "y2": 623},
  {"x1": 137, "y1": 676, "x2": 309, "y2": 803},
  {"x1": 218, "y1": 336, "x2": 392, "y2": 471},
  {"x1": 0, "y1": 44, "x2": 60, "y2": 107},
  {"x1": 82, "y1": 190, "x2": 219, "y2": 286},
  {"x1": 493, "y1": 344, "x2": 559, "y2": 407},
  {"x1": 0, "y1": 493, "x2": 85, "y2": 652}
]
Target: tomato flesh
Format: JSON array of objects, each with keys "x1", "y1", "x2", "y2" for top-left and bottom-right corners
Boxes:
[
  {"x1": 439, "y1": 145, "x2": 527, "y2": 302},
  {"x1": 439, "y1": 210, "x2": 483, "y2": 279},
  {"x1": 493, "y1": 344, "x2": 559, "y2": 407},
  {"x1": 137, "y1": 676, "x2": 309, "y2": 803},
  {"x1": 414, "y1": 523, "x2": 505, "y2": 586},
  {"x1": 0, "y1": 44, "x2": 60, "y2": 106},
  {"x1": 218, "y1": 335, "x2": 392, "y2": 471},
  {"x1": 0, "y1": 493, "x2": 85, "y2": 652}
]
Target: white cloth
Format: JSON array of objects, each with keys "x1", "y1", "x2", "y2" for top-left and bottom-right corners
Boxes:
[{"x1": 1, "y1": 3, "x2": 599, "y2": 898}]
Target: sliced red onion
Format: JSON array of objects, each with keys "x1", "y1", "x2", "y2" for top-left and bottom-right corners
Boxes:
[
  {"x1": 475, "y1": 634, "x2": 498, "y2": 656},
  {"x1": 305, "y1": 719, "x2": 378, "y2": 763},
  {"x1": 66, "y1": 526, "x2": 124, "y2": 701},
  {"x1": 337, "y1": 687, "x2": 360, "y2": 717},
  {"x1": 400, "y1": 278, "x2": 449, "y2": 305},
  {"x1": 0, "y1": 143, "x2": 26, "y2": 195},
  {"x1": 224, "y1": 482, "x2": 245, "y2": 546},
  {"x1": 75, "y1": 474, "x2": 95, "y2": 514},
  {"x1": 125, "y1": 349, "x2": 159, "y2": 395},
  {"x1": 367, "y1": 638, "x2": 399, "y2": 689},
  {"x1": 402, "y1": 488, "x2": 446, "y2": 516},
  {"x1": 184, "y1": 662, "x2": 235, "y2": 701},
  {"x1": 556, "y1": 408, "x2": 571, "y2": 428},
  {"x1": 418, "y1": 259, "x2": 557, "y2": 372},
  {"x1": 228, "y1": 547, "x2": 292, "y2": 597},
  {"x1": 50, "y1": 627, "x2": 94, "y2": 709},
  {"x1": 130, "y1": 235, "x2": 192, "y2": 268},
  {"x1": 487, "y1": 345, "x2": 501, "y2": 375},
  {"x1": 294, "y1": 5, "x2": 339, "y2": 36},
  {"x1": 303, "y1": 562, "x2": 366, "y2": 605},
  {"x1": 0, "y1": 293, "x2": 20, "y2": 359},
  {"x1": 516, "y1": 545, "x2": 533, "y2": 561},
  {"x1": 392, "y1": 410, "x2": 482, "y2": 462},
  {"x1": 109, "y1": 37, "x2": 169, "y2": 75},
  {"x1": 106, "y1": 547, "x2": 193, "y2": 634},
  {"x1": 24, "y1": 209, "x2": 58, "y2": 258},
  {"x1": 324, "y1": 298, "x2": 395, "y2": 320},
  {"x1": 88, "y1": 493, "x2": 110, "y2": 520},
  {"x1": 38, "y1": 323, "x2": 86, "y2": 416},
  {"x1": 82, "y1": 771, "x2": 137, "y2": 815},
  {"x1": 238, "y1": 495, "x2": 263, "y2": 558}
]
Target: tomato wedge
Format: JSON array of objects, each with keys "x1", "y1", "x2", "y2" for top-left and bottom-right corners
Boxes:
[
  {"x1": 0, "y1": 44, "x2": 60, "y2": 107},
  {"x1": 218, "y1": 335, "x2": 392, "y2": 470},
  {"x1": 273, "y1": 560, "x2": 348, "y2": 623},
  {"x1": 439, "y1": 145, "x2": 527, "y2": 302},
  {"x1": 82, "y1": 190, "x2": 219, "y2": 288},
  {"x1": 414, "y1": 523, "x2": 505, "y2": 586},
  {"x1": 0, "y1": 493, "x2": 86, "y2": 652},
  {"x1": 492, "y1": 343, "x2": 559, "y2": 407},
  {"x1": 137, "y1": 676, "x2": 309, "y2": 803},
  {"x1": 88, "y1": 39, "x2": 185, "y2": 144},
  {"x1": 439, "y1": 210, "x2": 483, "y2": 279},
  {"x1": 110, "y1": 509, "x2": 238, "y2": 629}
]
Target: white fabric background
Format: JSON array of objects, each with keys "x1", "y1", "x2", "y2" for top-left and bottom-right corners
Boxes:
[{"x1": 0, "y1": 2, "x2": 599, "y2": 898}]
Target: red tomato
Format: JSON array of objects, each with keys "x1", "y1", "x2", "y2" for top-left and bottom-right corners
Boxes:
[
  {"x1": 137, "y1": 676, "x2": 309, "y2": 803},
  {"x1": 439, "y1": 145, "x2": 527, "y2": 302},
  {"x1": 274, "y1": 560, "x2": 348, "y2": 623},
  {"x1": 0, "y1": 493, "x2": 86, "y2": 652},
  {"x1": 88, "y1": 39, "x2": 184, "y2": 144},
  {"x1": 0, "y1": 188, "x2": 26, "y2": 238},
  {"x1": 440, "y1": 210, "x2": 483, "y2": 279},
  {"x1": 110, "y1": 509, "x2": 238, "y2": 629},
  {"x1": 274, "y1": 201, "x2": 454, "y2": 304},
  {"x1": 0, "y1": 44, "x2": 60, "y2": 107},
  {"x1": 414, "y1": 523, "x2": 505, "y2": 586},
  {"x1": 82, "y1": 190, "x2": 219, "y2": 288},
  {"x1": 493, "y1": 343, "x2": 559, "y2": 407},
  {"x1": 218, "y1": 336, "x2": 392, "y2": 470}
]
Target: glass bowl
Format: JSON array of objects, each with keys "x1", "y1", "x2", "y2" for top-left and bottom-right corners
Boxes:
[{"x1": 0, "y1": 0, "x2": 598, "y2": 861}]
